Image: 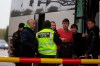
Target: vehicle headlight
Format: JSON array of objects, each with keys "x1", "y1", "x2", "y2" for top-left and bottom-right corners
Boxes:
[{"x1": 5, "y1": 44, "x2": 8, "y2": 47}]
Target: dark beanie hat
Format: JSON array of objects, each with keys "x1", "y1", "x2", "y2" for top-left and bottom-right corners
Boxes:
[
  {"x1": 44, "y1": 20, "x2": 51, "y2": 28},
  {"x1": 19, "y1": 23, "x2": 24, "y2": 28}
]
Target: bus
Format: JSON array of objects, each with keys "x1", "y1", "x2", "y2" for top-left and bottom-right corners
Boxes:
[{"x1": 8, "y1": 0, "x2": 99, "y2": 56}]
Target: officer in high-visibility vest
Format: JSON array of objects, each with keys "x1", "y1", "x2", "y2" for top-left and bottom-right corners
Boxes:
[{"x1": 36, "y1": 20, "x2": 62, "y2": 66}]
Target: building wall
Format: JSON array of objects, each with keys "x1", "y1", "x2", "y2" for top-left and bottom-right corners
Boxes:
[
  {"x1": 9, "y1": 10, "x2": 75, "y2": 36},
  {"x1": 45, "y1": 10, "x2": 75, "y2": 29},
  {"x1": 8, "y1": 15, "x2": 34, "y2": 37}
]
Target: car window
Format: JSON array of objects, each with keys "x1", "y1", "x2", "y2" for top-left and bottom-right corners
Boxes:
[{"x1": 0, "y1": 40, "x2": 7, "y2": 45}]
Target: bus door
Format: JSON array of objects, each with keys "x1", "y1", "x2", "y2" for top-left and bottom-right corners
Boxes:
[{"x1": 34, "y1": 13, "x2": 45, "y2": 31}]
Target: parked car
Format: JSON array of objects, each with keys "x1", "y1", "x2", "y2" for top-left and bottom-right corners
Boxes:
[{"x1": 0, "y1": 40, "x2": 8, "y2": 50}]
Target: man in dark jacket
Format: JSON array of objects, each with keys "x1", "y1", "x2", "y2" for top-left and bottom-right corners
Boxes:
[
  {"x1": 70, "y1": 24, "x2": 86, "y2": 57},
  {"x1": 12, "y1": 23, "x2": 24, "y2": 66},
  {"x1": 84, "y1": 19, "x2": 99, "y2": 66},
  {"x1": 20, "y1": 19, "x2": 38, "y2": 66}
]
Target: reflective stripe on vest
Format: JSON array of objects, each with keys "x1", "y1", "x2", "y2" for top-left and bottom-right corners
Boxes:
[
  {"x1": 39, "y1": 50, "x2": 56, "y2": 55},
  {"x1": 36, "y1": 29, "x2": 57, "y2": 55}
]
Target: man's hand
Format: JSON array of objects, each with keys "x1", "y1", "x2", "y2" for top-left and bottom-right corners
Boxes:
[
  {"x1": 84, "y1": 54, "x2": 88, "y2": 59},
  {"x1": 60, "y1": 38, "x2": 67, "y2": 42}
]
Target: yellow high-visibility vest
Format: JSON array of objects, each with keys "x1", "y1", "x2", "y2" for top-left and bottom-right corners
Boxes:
[{"x1": 36, "y1": 29, "x2": 57, "y2": 55}]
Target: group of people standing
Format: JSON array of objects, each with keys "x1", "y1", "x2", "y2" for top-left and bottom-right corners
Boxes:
[{"x1": 12, "y1": 18, "x2": 99, "y2": 66}]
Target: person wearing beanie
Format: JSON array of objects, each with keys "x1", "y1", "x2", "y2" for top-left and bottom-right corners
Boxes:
[
  {"x1": 18, "y1": 23, "x2": 24, "y2": 28},
  {"x1": 12, "y1": 23, "x2": 25, "y2": 66},
  {"x1": 36, "y1": 20, "x2": 62, "y2": 66}
]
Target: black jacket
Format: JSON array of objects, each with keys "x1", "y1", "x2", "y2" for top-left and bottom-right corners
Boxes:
[
  {"x1": 20, "y1": 27, "x2": 38, "y2": 57},
  {"x1": 73, "y1": 33, "x2": 87, "y2": 57},
  {"x1": 85, "y1": 26, "x2": 99, "y2": 55},
  {"x1": 12, "y1": 30, "x2": 21, "y2": 56},
  {"x1": 53, "y1": 31, "x2": 62, "y2": 45}
]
